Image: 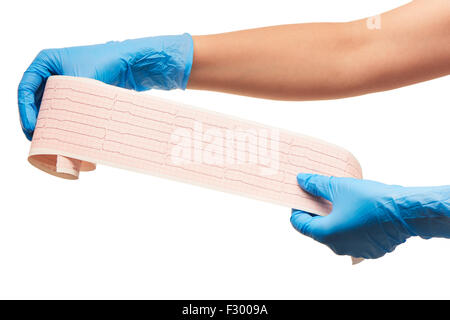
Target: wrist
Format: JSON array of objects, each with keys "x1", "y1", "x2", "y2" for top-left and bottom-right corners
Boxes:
[
  {"x1": 187, "y1": 35, "x2": 214, "y2": 90},
  {"x1": 398, "y1": 186, "x2": 450, "y2": 239}
]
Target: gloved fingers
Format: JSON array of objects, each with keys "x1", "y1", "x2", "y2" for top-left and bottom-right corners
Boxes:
[
  {"x1": 290, "y1": 209, "x2": 323, "y2": 238},
  {"x1": 18, "y1": 67, "x2": 51, "y2": 140},
  {"x1": 296, "y1": 173, "x2": 334, "y2": 201}
]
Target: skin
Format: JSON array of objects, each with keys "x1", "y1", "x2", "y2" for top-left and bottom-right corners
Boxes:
[{"x1": 188, "y1": 0, "x2": 450, "y2": 100}]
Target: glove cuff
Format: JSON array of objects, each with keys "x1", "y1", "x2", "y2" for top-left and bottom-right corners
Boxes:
[
  {"x1": 397, "y1": 186, "x2": 450, "y2": 239},
  {"x1": 180, "y1": 33, "x2": 194, "y2": 90},
  {"x1": 122, "y1": 33, "x2": 194, "y2": 91}
]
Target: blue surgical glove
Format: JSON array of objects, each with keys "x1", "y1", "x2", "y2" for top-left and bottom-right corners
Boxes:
[
  {"x1": 18, "y1": 33, "x2": 194, "y2": 140},
  {"x1": 291, "y1": 173, "x2": 450, "y2": 259}
]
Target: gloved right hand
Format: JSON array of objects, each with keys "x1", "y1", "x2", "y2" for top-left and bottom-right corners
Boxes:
[
  {"x1": 18, "y1": 33, "x2": 194, "y2": 140},
  {"x1": 291, "y1": 173, "x2": 450, "y2": 259}
]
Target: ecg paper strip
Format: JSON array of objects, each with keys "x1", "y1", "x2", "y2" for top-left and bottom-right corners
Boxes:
[{"x1": 28, "y1": 76, "x2": 363, "y2": 216}]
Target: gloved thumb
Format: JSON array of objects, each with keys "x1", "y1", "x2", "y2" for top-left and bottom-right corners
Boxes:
[
  {"x1": 290, "y1": 209, "x2": 322, "y2": 238},
  {"x1": 297, "y1": 173, "x2": 334, "y2": 201}
]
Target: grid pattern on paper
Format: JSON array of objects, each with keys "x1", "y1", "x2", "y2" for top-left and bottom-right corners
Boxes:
[{"x1": 29, "y1": 76, "x2": 362, "y2": 215}]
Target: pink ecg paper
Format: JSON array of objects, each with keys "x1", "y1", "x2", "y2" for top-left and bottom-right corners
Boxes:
[{"x1": 29, "y1": 76, "x2": 362, "y2": 216}]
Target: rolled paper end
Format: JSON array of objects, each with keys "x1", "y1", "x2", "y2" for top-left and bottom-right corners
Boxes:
[
  {"x1": 56, "y1": 155, "x2": 81, "y2": 179},
  {"x1": 351, "y1": 257, "x2": 364, "y2": 265},
  {"x1": 28, "y1": 153, "x2": 96, "y2": 180}
]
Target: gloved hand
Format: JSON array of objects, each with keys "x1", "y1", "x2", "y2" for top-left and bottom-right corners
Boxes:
[
  {"x1": 291, "y1": 173, "x2": 450, "y2": 259},
  {"x1": 18, "y1": 33, "x2": 194, "y2": 140}
]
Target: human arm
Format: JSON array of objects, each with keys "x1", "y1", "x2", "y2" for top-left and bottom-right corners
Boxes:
[
  {"x1": 18, "y1": 0, "x2": 450, "y2": 139},
  {"x1": 188, "y1": 0, "x2": 450, "y2": 100},
  {"x1": 291, "y1": 173, "x2": 450, "y2": 259}
]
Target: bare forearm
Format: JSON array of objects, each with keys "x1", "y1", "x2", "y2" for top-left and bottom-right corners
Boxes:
[{"x1": 187, "y1": 0, "x2": 450, "y2": 100}]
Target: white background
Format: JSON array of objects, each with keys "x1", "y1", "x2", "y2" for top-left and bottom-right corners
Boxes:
[{"x1": 1, "y1": 0, "x2": 449, "y2": 299}]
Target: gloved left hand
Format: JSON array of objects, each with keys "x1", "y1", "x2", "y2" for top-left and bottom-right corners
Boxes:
[{"x1": 18, "y1": 33, "x2": 194, "y2": 140}]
